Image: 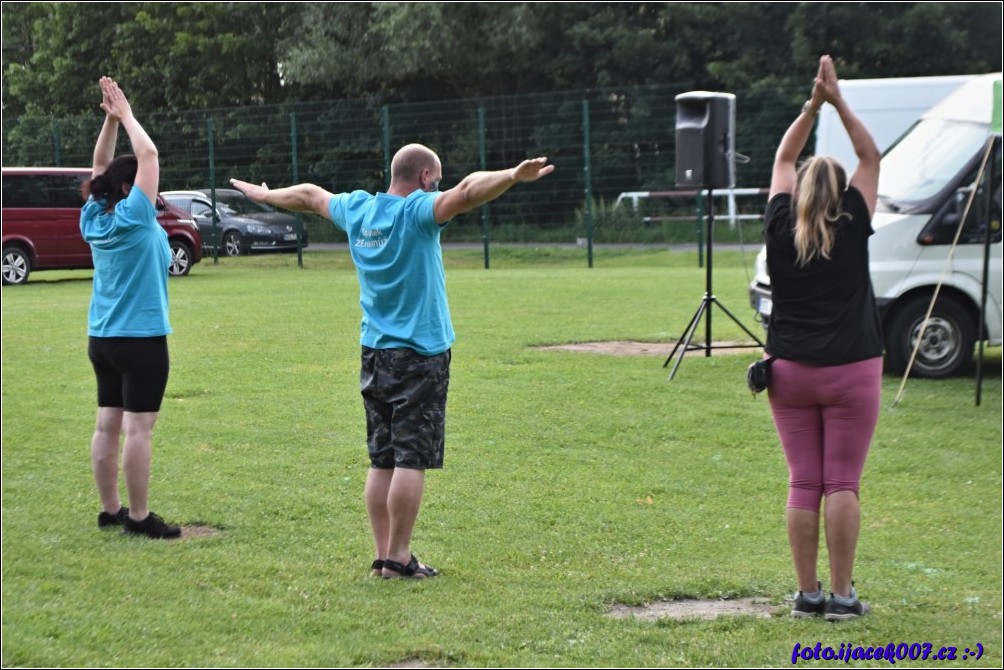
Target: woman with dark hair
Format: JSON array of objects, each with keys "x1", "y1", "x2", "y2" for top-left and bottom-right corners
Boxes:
[
  {"x1": 764, "y1": 56, "x2": 883, "y2": 620},
  {"x1": 81, "y1": 77, "x2": 180, "y2": 539}
]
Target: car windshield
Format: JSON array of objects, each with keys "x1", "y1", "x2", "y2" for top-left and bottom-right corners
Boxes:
[
  {"x1": 214, "y1": 192, "x2": 274, "y2": 216},
  {"x1": 878, "y1": 118, "x2": 989, "y2": 205}
]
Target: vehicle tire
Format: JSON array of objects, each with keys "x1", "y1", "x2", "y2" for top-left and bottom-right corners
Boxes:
[
  {"x1": 223, "y1": 231, "x2": 243, "y2": 257},
  {"x1": 885, "y1": 294, "x2": 975, "y2": 379},
  {"x1": 168, "y1": 240, "x2": 194, "y2": 277},
  {"x1": 2, "y1": 246, "x2": 32, "y2": 285}
]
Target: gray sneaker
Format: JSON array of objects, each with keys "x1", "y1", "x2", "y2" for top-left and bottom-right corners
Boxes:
[
  {"x1": 791, "y1": 581, "x2": 826, "y2": 618},
  {"x1": 824, "y1": 596, "x2": 871, "y2": 621}
]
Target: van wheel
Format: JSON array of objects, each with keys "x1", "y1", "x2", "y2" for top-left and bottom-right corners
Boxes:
[
  {"x1": 223, "y1": 232, "x2": 243, "y2": 257},
  {"x1": 885, "y1": 294, "x2": 975, "y2": 379},
  {"x1": 168, "y1": 241, "x2": 193, "y2": 277},
  {"x1": 2, "y1": 246, "x2": 31, "y2": 285}
]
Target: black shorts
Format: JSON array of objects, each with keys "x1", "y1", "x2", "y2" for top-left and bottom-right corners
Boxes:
[
  {"x1": 360, "y1": 346, "x2": 450, "y2": 470},
  {"x1": 88, "y1": 336, "x2": 170, "y2": 412}
]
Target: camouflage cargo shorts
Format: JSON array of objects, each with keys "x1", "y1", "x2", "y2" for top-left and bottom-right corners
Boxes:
[{"x1": 360, "y1": 346, "x2": 451, "y2": 469}]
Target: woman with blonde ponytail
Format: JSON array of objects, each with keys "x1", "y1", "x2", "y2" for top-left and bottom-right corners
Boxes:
[{"x1": 763, "y1": 56, "x2": 883, "y2": 621}]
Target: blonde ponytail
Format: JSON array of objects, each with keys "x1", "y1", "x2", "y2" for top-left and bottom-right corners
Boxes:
[{"x1": 793, "y1": 157, "x2": 848, "y2": 267}]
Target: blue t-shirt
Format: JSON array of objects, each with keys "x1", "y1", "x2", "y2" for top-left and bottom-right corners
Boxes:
[
  {"x1": 328, "y1": 190, "x2": 455, "y2": 356},
  {"x1": 80, "y1": 187, "x2": 172, "y2": 337}
]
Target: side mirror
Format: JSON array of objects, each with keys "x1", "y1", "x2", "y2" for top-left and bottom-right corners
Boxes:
[
  {"x1": 917, "y1": 188, "x2": 969, "y2": 246},
  {"x1": 917, "y1": 185, "x2": 1001, "y2": 246}
]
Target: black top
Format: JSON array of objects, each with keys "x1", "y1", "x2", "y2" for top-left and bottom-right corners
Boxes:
[{"x1": 764, "y1": 187, "x2": 884, "y2": 365}]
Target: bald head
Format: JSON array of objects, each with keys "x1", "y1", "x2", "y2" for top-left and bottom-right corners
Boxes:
[{"x1": 389, "y1": 144, "x2": 442, "y2": 194}]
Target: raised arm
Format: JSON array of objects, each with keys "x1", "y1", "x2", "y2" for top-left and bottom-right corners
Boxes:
[
  {"x1": 817, "y1": 57, "x2": 881, "y2": 216},
  {"x1": 229, "y1": 179, "x2": 335, "y2": 219},
  {"x1": 769, "y1": 59, "x2": 826, "y2": 199},
  {"x1": 433, "y1": 157, "x2": 554, "y2": 224},
  {"x1": 100, "y1": 77, "x2": 159, "y2": 205},
  {"x1": 91, "y1": 80, "x2": 119, "y2": 179}
]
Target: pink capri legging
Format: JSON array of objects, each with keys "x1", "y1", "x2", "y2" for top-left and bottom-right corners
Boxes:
[{"x1": 768, "y1": 357, "x2": 883, "y2": 512}]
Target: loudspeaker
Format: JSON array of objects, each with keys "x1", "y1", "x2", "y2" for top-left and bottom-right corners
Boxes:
[{"x1": 675, "y1": 92, "x2": 736, "y2": 189}]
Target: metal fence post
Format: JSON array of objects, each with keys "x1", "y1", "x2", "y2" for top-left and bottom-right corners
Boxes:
[
  {"x1": 695, "y1": 192, "x2": 704, "y2": 268},
  {"x1": 582, "y1": 99, "x2": 593, "y2": 269},
  {"x1": 382, "y1": 106, "x2": 391, "y2": 183},
  {"x1": 478, "y1": 106, "x2": 490, "y2": 269},
  {"x1": 290, "y1": 111, "x2": 303, "y2": 268},
  {"x1": 52, "y1": 120, "x2": 62, "y2": 166},
  {"x1": 290, "y1": 111, "x2": 300, "y2": 184},
  {"x1": 207, "y1": 116, "x2": 220, "y2": 264}
]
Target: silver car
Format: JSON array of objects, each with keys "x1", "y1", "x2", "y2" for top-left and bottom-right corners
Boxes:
[{"x1": 161, "y1": 189, "x2": 308, "y2": 256}]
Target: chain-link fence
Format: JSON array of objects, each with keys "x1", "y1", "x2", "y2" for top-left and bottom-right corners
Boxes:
[{"x1": 3, "y1": 82, "x2": 805, "y2": 265}]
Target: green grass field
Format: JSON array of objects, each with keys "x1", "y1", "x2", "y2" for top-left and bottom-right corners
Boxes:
[{"x1": 2, "y1": 247, "x2": 1001, "y2": 667}]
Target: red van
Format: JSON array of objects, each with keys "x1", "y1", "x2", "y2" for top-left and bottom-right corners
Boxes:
[{"x1": 1, "y1": 167, "x2": 202, "y2": 285}]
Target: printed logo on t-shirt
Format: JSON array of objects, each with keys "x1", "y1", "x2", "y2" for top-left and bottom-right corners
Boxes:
[
  {"x1": 356, "y1": 227, "x2": 388, "y2": 249},
  {"x1": 90, "y1": 235, "x2": 122, "y2": 246}
]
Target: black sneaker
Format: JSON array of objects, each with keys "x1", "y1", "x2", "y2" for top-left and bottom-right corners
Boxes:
[
  {"x1": 98, "y1": 506, "x2": 130, "y2": 528},
  {"x1": 824, "y1": 596, "x2": 871, "y2": 621},
  {"x1": 791, "y1": 581, "x2": 826, "y2": 618},
  {"x1": 122, "y1": 511, "x2": 181, "y2": 539}
]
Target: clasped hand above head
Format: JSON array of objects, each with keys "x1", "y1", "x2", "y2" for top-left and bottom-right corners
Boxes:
[
  {"x1": 99, "y1": 76, "x2": 133, "y2": 122},
  {"x1": 814, "y1": 55, "x2": 842, "y2": 106}
]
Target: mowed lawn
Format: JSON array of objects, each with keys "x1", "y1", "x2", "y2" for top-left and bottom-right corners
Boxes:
[{"x1": 2, "y1": 247, "x2": 1001, "y2": 667}]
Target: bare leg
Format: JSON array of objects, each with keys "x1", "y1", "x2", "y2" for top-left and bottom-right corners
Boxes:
[
  {"x1": 365, "y1": 468, "x2": 394, "y2": 575},
  {"x1": 787, "y1": 507, "x2": 821, "y2": 592},
  {"x1": 384, "y1": 468, "x2": 426, "y2": 569},
  {"x1": 91, "y1": 407, "x2": 125, "y2": 513},
  {"x1": 122, "y1": 411, "x2": 158, "y2": 521},
  {"x1": 824, "y1": 490, "x2": 860, "y2": 597}
]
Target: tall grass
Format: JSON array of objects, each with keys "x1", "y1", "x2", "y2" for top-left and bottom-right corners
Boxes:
[{"x1": 2, "y1": 248, "x2": 1000, "y2": 667}]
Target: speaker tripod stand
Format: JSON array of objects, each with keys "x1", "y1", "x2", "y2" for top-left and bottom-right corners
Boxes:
[{"x1": 663, "y1": 188, "x2": 764, "y2": 379}]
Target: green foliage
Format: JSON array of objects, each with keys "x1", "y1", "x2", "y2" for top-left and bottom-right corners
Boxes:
[
  {"x1": 3, "y1": 3, "x2": 1000, "y2": 115},
  {"x1": 114, "y1": 3, "x2": 288, "y2": 110},
  {"x1": 787, "y1": 2, "x2": 1003, "y2": 80},
  {"x1": 2, "y1": 249, "x2": 1001, "y2": 667},
  {"x1": 1, "y1": 2, "x2": 289, "y2": 117}
]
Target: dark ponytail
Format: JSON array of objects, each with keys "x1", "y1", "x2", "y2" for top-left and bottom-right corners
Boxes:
[{"x1": 83, "y1": 155, "x2": 138, "y2": 209}]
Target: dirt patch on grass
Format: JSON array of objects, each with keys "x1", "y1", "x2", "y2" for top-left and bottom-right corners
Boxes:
[
  {"x1": 386, "y1": 658, "x2": 446, "y2": 669},
  {"x1": 537, "y1": 340, "x2": 762, "y2": 357},
  {"x1": 180, "y1": 524, "x2": 223, "y2": 540},
  {"x1": 608, "y1": 597, "x2": 779, "y2": 621}
]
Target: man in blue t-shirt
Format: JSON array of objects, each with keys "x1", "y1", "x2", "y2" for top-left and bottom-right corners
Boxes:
[{"x1": 231, "y1": 145, "x2": 553, "y2": 579}]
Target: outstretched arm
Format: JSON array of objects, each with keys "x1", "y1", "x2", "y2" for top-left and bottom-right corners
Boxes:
[
  {"x1": 229, "y1": 179, "x2": 335, "y2": 220},
  {"x1": 99, "y1": 77, "x2": 159, "y2": 205},
  {"x1": 769, "y1": 58, "x2": 826, "y2": 199},
  {"x1": 433, "y1": 157, "x2": 555, "y2": 224}
]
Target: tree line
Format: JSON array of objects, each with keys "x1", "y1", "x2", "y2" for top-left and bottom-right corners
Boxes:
[{"x1": 3, "y1": 2, "x2": 1001, "y2": 118}]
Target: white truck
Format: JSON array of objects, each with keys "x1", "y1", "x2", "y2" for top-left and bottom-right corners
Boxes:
[{"x1": 750, "y1": 73, "x2": 1003, "y2": 379}]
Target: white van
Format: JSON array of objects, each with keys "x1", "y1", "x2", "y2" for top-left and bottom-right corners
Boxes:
[
  {"x1": 749, "y1": 73, "x2": 1002, "y2": 379},
  {"x1": 814, "y1": 74, "x2": 976, "y2": 174}
]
